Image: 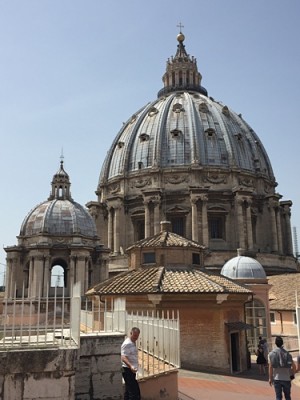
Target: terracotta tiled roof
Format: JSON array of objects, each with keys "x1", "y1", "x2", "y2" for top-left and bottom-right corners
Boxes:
[
  {"x1": 126, "y1": 231, "x2": 205, "y2": 251},
  {"x1": 268, "y1": 273, "x2": 300, "y2": 311},
  {"x1": 87, "y1": 266, "x2": 252, "y2": 296}
]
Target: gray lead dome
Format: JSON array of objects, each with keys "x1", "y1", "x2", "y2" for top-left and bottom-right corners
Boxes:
[
  {"x1": 221, "y1": 256, "x2": 266, "y2": 279},
  {"x1": 20, "y1": 199, "x2": 97, "y2": 237},
  {"x1": 99, "y1": 33, "x2": 274, "y2": 185},
  {"x1": 20, "y1": 161, "x2": 97, "y2": 238},
  {"x1": 100, "y1": 93, "x2": 274, "y2": 183}
]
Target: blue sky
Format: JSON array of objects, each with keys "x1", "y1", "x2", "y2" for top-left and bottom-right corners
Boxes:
[{"x1": 1, "y1": 0, "x2": 300, "y2": 284}]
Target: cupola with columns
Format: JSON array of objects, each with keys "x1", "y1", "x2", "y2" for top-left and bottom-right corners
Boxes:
[
  {"x1": 5, "y1": 160, "x2": 109, "y2": 299},
  {"x1": 158, "y1": 26, "x2": 207, "y2": 97},
  {"x1": 48, "y1": 158, "x2": 72, "y2": 201}
]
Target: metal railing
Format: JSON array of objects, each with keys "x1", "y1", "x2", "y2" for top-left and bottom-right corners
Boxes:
[
  {"x1": 80, "y1": 297, "x2": 180, "y2": 377},
  {"x1": 128, "y1": 309, "x2": 180, "y2": 377},
  {"x1": 0, "y1": 289, "x2": 180, "y2": 378},
  {"x1": 80, "y1": 296, "x2": 126, "y2": 333},
  {"x1": 0, "y1": 283, "x2": 80, "y2": 349}
]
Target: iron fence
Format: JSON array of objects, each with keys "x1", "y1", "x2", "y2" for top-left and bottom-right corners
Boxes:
[
  {"x1": 80, "y1": 297, "x2": 180, "y2": 377},
  {"x1": 0, "y1": 289, "x2": 180, "y2": 378},
  {"x1": 0, "y1": 283, "x2": 80, "y2": 349}
]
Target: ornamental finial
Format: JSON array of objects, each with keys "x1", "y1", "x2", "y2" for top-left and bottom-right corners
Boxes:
[{"x1": 176, "y1": 22, "x2": 185, "y2": 42}]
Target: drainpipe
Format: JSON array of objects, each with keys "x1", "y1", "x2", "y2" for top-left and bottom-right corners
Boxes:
[
  {"x1": 277, "y1": 311, "x2": 283, "y2": 334},
  {"x1": 244, "y1": 294, "x2": 254, "y2": 368}
]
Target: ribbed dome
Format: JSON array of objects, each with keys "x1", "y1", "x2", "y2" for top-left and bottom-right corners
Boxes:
[
  {"x1": 100, "y1": 93, "x2": 274, "y2": 184},
  {"x1": 20, "y1": 199, "x2": 97, "y2": 237},
  {"x1": 20, "y1": 161, "x2": 97, "y2": 238},
  {"x1": 221, "y1": 256, "x2": 266, "y2": 279},
  {"x1": 99, "y1": 33, "x2": 274, "y2": 186}
]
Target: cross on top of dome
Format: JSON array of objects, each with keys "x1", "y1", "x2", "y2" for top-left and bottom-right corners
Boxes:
[{"x1": 176, "y1": 22, "x2": 185, "y2": 43}]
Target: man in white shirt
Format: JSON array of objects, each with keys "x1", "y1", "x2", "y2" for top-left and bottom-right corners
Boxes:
[{"x1": 121, "y1": 327, "x2": 141, "y2": 400}]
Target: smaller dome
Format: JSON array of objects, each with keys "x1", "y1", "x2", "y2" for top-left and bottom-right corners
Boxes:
[
  {"x1": 20, "y1": 199, "x2": 97, "y2": 237},
  {"x1": 221, "y1": 256, "x2": 266, "y2": 279},
  {"x1": 20, "y1": 161, "x2": 97, "y2": 238}
]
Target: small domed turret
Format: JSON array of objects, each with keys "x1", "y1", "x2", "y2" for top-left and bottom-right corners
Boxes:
[
  {"x1": 221, "y1": 250, "x2": 266, "y2": 280},
  {"x1": 20, "y1": 161, "x2": 97, "y2": 238}
]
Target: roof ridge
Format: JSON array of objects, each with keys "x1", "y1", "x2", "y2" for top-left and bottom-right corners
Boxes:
[
  {"x1": 194, "y1": 269, "x2": 225, "y2": 291},
  {"x1": 152, "y1": 266, "x2": 165, "y2": 291}
]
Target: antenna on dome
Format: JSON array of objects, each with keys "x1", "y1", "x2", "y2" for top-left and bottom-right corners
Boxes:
[{"x1": 60, "y1": 148, "x2": 64, "y2": 166}]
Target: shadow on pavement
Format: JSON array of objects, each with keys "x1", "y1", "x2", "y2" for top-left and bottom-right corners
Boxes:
[{"x1": 179, "y1": 359, "x2": 269, "y2": 382}]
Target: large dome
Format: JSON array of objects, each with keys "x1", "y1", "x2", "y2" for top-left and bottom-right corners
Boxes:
[
  {"x1": 99, "y1": 33, "x2": 274, "y2": 185},
  {"x1": 90, "y1": 31, "x2": 295, "y2": 276},
  {"x1": 100, "y1": 93, "x2": 274, "y2": 183},
  {"x1": 20, "y1": 161, "x2": 97, "y2": 238}
]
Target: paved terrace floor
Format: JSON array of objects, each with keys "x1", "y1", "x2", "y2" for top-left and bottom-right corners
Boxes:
[{"x1": 178, "y1": 360, "x2": 300, "y2": 400}]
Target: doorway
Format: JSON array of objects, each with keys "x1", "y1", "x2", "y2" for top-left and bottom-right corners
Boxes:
[{"x1": 230, "y1": 332, "x2": 240, "y2": 372}]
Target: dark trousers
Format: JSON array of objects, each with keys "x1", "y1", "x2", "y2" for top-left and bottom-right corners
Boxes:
[
  {"x1": 122, "y1": 367, "x2": 141, "y2": 400},
  {"x1": 274, "y1": 380, "x2": 291, "y2": 400}
]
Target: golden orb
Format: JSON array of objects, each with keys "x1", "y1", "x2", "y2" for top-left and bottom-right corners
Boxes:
[{"x1": 177, "y1": 32, "x2": 185, "y2": 42}]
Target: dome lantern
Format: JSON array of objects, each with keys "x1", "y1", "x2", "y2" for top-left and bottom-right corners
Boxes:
[
  {"x1": 49, "y1": 160, "x2": 72, "y2": 201},
  {"x1": 158, "y1": 29, "x2": 207, "y2": 98}
]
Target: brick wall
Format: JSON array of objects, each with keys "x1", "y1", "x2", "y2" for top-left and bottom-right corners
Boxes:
[{"x1": 178, "y1": 300, "x2": 247, "y2": 372}]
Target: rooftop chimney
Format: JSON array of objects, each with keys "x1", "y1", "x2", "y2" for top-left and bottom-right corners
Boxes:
[{"x1": 160, "y1": 221, "x2": 172, "y2": 232}]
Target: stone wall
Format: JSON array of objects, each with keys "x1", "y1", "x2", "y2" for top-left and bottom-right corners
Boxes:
[
  {"x1": 0, "y1": 334, "x2": 124, "y2": 400},
  {"x1": 139, "y1": 370, "x2": 178, "y2": 400},
  {"x1": 0, "y1": 333, "x2": 178, "y2": 400},
  {"x1": 75, "y1": 333, "x2": 124, "y2": 400},
  {"x1": 0, "y1": 347, "x2": 77, "y2": 400}
]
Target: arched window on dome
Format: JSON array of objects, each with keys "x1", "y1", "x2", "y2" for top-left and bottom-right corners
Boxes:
[
  {"x1": 51, "y1": 265, "x2": 64, "y2": 288},
  {"x1": 131, "y1": 210, "x2": 145, "y2": 242},
  {"x1": 245, "y1": 298, "x2": 268, "y2": 352},
  {"x1": 50, "y1": 261, "x2": 67, "y2": 297},
  {"x1": 166, "y1": 209, "x2": 187, "y2": 237},
  {"x1": 208, "y1": 207, "x2": 227, "y2": 241},
  {"x1": 170, "y1": 216, "x2": 185, "y2": 236},
  {"x1": 135, "y1": 219, "x2": 145, "y2": 241}
]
